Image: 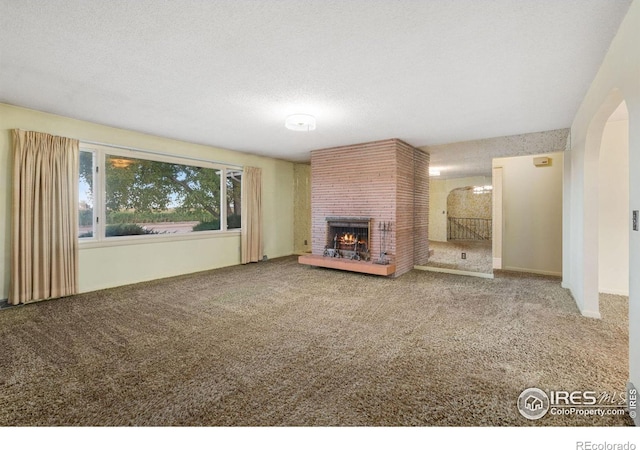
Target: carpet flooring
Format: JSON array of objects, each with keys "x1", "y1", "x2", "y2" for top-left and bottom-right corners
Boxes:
[
  {"x1": 0, "y1": 256, "x2": 632, "y2": 426},
  {"x1": 426, "y1": 240, "x2": 493, "y2": 274}
]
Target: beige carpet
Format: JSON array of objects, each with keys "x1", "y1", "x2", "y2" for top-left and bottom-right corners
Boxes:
[
  {"x1": 0, "y1": 256, "x2": 632, "y2": 426},
  {"x1": 427, "y1": 240, "x2": 493, "y2": 274}
]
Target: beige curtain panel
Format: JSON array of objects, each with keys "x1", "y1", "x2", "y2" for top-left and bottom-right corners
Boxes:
[
  {"x1": 10, "y1": 129, "x2": 79, "y2": 305},
  {"x1": 240, "y1": 166, "x2": 263, "y2": 264}
]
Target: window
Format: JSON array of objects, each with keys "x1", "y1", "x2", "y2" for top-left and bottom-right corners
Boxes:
[
  {"x1": 79, "y1": 150, "x2": 95, "y2": 238},
  {"x1": 78, "y1": 144, "x2": 242, "y2": 242},
  {"x1": 226, "y1": 170, "x2": 242, "y2": 229}
]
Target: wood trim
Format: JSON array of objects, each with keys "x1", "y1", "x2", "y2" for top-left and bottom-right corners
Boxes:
[{"x1": 298, "y1": 254, "x2": 396, "y2": 276}]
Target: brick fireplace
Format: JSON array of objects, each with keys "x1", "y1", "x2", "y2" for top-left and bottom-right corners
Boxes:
[
  {"x1": 323, "y1": 217, "x2": 371, "y2": 260},
  {"x1": 298, "y1": 138, "x2": 429, "y2": 277}
]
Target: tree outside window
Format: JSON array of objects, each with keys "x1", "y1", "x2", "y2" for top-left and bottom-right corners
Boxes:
[{"x1": 79, "y1": 149, "x2": 241, "y2": 239}]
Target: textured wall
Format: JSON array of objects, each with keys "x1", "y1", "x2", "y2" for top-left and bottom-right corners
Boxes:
[
  {"x1": 310, "y1": 139, "x2": 428, "y2": 277},
  {"x1": 293, "y1": 163, "x2": 311, "y2": 254},
  {"x1": 447, "y1": 188, "x2": 492, "y2": 219},
  {"x1": 425, "y1": 128, "x2": 569, "y2": 179}
]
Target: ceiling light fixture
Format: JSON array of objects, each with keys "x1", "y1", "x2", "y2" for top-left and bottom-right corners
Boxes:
[
  {"x1": 285, "y1": 114, "x2": 316, "y2": 132},
  {"x1": 429, "y1": 168, "x2": 441, "y2": 176},
  {"x1": 110, "y1": 158, "x2": 133, "y2": 169},
  {"x1": 473, "y1": 185, "x2": 493, "y2": 194}
]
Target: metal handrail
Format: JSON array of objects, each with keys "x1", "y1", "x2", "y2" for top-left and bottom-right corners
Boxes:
[{"x1": 447, "y1": 217, "x2": 492, "y2": 240}]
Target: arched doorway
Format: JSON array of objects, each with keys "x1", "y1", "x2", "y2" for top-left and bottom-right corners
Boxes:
[
  {"x1": 580, "y1": 92, "x2": 633, "y2": 424},
  {"x1": 581, "y1": 89, "x2": 629, "y2": 318},
  {"x1": 598, "y1": 101, "x2": 629, "y2": 297}
]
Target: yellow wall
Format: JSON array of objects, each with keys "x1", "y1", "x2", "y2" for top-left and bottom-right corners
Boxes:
[
  {"x1": 293, "y1": 163, "x2": 311, "y2": 255},
  {"x1": 0, "y1": 103, "x2": 294, "y2": 298}
]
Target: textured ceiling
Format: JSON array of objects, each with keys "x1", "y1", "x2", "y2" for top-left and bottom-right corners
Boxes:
[
  {"x1": 0, "y1": 0, "x2": 633, "y2": 163},
  {"x1": 427, "y1": 127, "x2": 569, "y2": 179}
]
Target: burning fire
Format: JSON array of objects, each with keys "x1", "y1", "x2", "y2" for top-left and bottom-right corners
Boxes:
[
  {"x1": 338, "y1": 233, "x2": 367, "y2": 247},
  {"x1": 340, "y1": 233, "x2": 356, "y2": 245}
]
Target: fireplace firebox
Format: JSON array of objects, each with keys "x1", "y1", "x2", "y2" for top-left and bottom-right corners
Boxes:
[{"x1": 324, "y1": 217, "x2": 371, "y2": 261}]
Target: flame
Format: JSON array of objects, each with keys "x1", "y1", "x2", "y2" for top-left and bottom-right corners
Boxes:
[
  {"x1": 340, "y1": 233, "x2": 352, "y2": 245},
  {"x1": 339, "y1": 233, "x2": 364, "y2": 246}
]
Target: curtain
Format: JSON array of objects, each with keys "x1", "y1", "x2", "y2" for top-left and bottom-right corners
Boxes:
[
  {"x1": 10, "y1": 129, "x2": 79, "y2": 305},
  {"x1": 240, "y1": 166, "x2": 263, "y2": 264}
]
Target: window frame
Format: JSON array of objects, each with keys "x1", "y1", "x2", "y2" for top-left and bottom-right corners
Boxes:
[{"x1": 79, "y1": 142, "x2": 242, "y2": 248}]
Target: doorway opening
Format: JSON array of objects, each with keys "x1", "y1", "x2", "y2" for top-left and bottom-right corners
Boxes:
[
  {"x1": 426, "y1": 185, "x2": 493, "y2": 275},
  {"x1": 597, "y1": 101, "x2": 629, "y2": 299}
]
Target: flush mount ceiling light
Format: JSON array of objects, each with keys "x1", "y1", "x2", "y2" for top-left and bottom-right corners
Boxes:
[
  {"x1": 110, "y1": 157, "x2": 134, "y2": 169},
  {"x1": 285, "y1": 114, "x2": 316, "y2": 132},
  {"x1": 473, "y1": 185, "x2": 493, "y2": 194},
  {"x1": 429, "y1": 168, "x2": 441, "y2": 176}
]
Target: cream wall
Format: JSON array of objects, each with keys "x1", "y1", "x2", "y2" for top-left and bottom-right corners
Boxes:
[
  {"x1": 563, "y1": 0, "x2": 638, "y2": 413},
  {"x1": 494, "y1": 152, "x2": 563, "y2": 276},
  {"x1": 0, "y1": 104, "x2": 294, "y2": 299},
  {"x1": 429, "y1": 176, "x2": 491, "y2": 242},
  {"x1": 598, "y1": 117, "x2": 629, "y2": 296}
]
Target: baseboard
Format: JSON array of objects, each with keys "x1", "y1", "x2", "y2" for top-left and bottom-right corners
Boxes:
[
  {"x1": 598, "y1": 288, "x2": 629, "y2": 296},
  {"x1": 580, "y1": 309, "x2": 602, "y2": 319},
  {"x1": 492, "y1": 257, "x2": 502, "y2": 269},
  {"x1": 628, "y1": 382, "x2": 639, "y2": 426},
  {"x1": 503, "y1": 266, "x2": 562, "y2": 277},
  {"x1": 414, "y1": 265, "x2": 494, "y2": 279}
]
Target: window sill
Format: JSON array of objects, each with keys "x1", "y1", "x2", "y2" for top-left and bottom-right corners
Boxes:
[{"x1": 79, "y1": 229, "x2": 242, "y2": 249}]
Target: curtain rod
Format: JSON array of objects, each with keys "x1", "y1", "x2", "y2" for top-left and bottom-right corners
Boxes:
[{"x1": 80, "y1": 139, "x2": 244, "y2": 169}]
